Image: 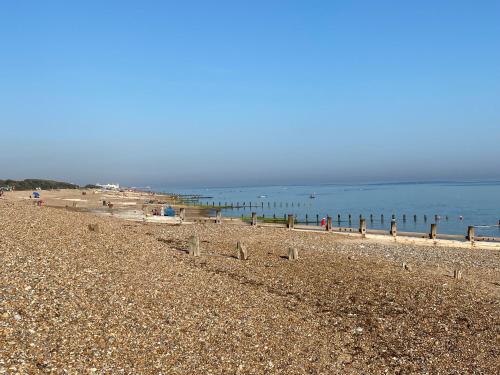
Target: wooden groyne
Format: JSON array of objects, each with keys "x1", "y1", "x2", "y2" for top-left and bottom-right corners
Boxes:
[{"x1": 182, "y1": 211, "x2": 500, "y2": 250}]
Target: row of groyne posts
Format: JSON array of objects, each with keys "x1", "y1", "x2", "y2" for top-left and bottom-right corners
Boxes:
[
  {"x1": 193, "y1": 200, "x2": 459, "y2": 225},
  {"x1": 182, "y1": 206, "x2": 500, "y2": 244}
]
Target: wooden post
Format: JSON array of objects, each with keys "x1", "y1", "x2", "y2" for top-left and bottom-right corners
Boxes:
[
  {"x1": 390, "y1": 219, "x2": 397, "y2": 237},
  {"x1": 359, "y1": 218, "x2": 366, "y2": 237},
  {"x1": 326, "y1": 216, "x2": 332, "y2": 231},
  {"x1": 288, "y1": 247, "x2": 298, "y2": 260},
  {"x1": 215, "y1": 209, "x2": 222, "y2": 224},
  {"x1": 251, "y1": 212, "x2": 257, "y2": 226},
  {"x1": 467, "y1": 226, "x2": 475, "y2": 243},
  {"x1": 189, "y1": 235, "x2": 200, "y2": 257},
  {"x1": 430, "y1": 223, "x2": 437, "y2": 240},
  {"x1": 287, "y1": 214, "x2": 294, "y2": 229},
  {"x1": 236, "y1": 241, "x2": 248, "y2": 260},
  {"x1": 180, "y1": 207, "x2": 186, "y2": 221}
]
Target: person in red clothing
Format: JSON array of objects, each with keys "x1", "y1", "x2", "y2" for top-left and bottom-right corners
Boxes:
[{"x1": 321, "y1": 217, "x2": 326, "y2": 226}]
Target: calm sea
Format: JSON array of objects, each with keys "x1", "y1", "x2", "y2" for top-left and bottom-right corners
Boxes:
[{"x1": 159, "y1": 182, "x2": 500, "y2": 237}]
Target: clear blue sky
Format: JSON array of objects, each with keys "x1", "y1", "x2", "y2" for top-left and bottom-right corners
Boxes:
[{"x1": 1, "y1": 1, "x2": 499, "y2": 187}]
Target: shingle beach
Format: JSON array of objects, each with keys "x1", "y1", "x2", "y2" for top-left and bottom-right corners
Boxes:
[{"x1": 1, "y1": 191, "x2": 499, "y2": 374}]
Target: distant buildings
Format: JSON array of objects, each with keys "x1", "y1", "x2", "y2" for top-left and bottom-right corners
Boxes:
[{"x1": 96, "y1": 183, "x2": 120, "y2": 191}]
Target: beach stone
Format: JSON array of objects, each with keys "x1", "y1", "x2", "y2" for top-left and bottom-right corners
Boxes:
[
  {"x1": 189, "y1": 235, "x2": 200, "y2": 257},
  {"x1": 236, "y1": 241, "x2": 248, "y2": 260},
  {"x1": 288, "y1": 247, "x2": 298, "y2": 260}
]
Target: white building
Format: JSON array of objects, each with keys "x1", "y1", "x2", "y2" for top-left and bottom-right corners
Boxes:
[{"x1": 96, "y1": 183, "x2": 120, "y2": 190}]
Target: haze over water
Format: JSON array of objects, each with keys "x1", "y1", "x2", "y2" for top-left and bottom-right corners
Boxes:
[{"x1": 164, "y1": 182, "x2": 500, "y2": 237}]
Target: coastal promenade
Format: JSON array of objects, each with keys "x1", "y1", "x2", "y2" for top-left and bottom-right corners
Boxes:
[{"x1": 1, "y1": 190, "x2": 499, "y2": 373}]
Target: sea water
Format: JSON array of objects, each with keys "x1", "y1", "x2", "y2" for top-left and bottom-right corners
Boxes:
[{"x1": 161, "y1": 182, "x2": 500, "y2": 237}]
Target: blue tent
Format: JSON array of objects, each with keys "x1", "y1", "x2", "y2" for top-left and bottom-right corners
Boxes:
[
  {"x1": 165, "y1": 206, "x2": 175, "y2": 216},
  {"x1": 33, "y1": 192, "x2": 40, "y2": 198}
]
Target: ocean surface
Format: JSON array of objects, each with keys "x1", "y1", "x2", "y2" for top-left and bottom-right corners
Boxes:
[{"x1": 160, "y1": 182, "x2": 500, "y2": 237}]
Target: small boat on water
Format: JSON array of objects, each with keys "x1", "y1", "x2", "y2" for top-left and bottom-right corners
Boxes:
[{"x1": 309, "y1": 193, "x2": 316, "y2": 199}]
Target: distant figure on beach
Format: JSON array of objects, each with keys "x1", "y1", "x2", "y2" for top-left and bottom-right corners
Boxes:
[
  {"x1": 459, "y1": 216, "x2": 463, "y2": 220},
  {"x1": 321, "y1": 217, "x2": 326, "y2": 226}
]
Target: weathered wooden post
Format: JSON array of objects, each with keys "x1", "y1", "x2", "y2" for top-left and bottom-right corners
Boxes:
[
  {"x1": 88, "y1": 223, "x2": 99, "y2": 232},
  {"x1": 430, "y1": 223, "x2": 437, "y2": 240},
  {"x1": 251, "y1": 212, "x2": 257, "y2": 226},
  {"x1": 288, "y1": 247, "x2": 298, "y2": 260},
  {"x1": 359, "y1": 218, "x2": 366, "y2": 237},
  {"x1": 189, "y1": 235, "x2": 200, "y2": 257},
  {"x1": 215, "y1": 209, "x2": 222, "y2": 224},
  {"x1": 326, "y1": 216, "x2": 332, "y2": 231},
  {"x1": 287, "y1": 214, "x2": 294, "y2": 229},
  {"x1": 390, "y1": 219, "x2": 397, "y2": 237},
  {"x1": 467, "y1": 226, "x2": 475, "y2": 243},
  {"x1": 180, "y1": 207, "x2": 186, "y2": 221},
  {"x1": 236, "y1": 241, "x2": 248, "y2": 260}
]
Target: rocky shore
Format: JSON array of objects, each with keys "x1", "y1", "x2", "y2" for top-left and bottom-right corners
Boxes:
[{"x1": 1, "y1": 192, "x2": 499, "y2": 373}]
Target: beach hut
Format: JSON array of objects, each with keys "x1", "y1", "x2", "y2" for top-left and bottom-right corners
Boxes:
[{"x1": 33, "y1": 192, "x2": 40, "y2": 199}]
